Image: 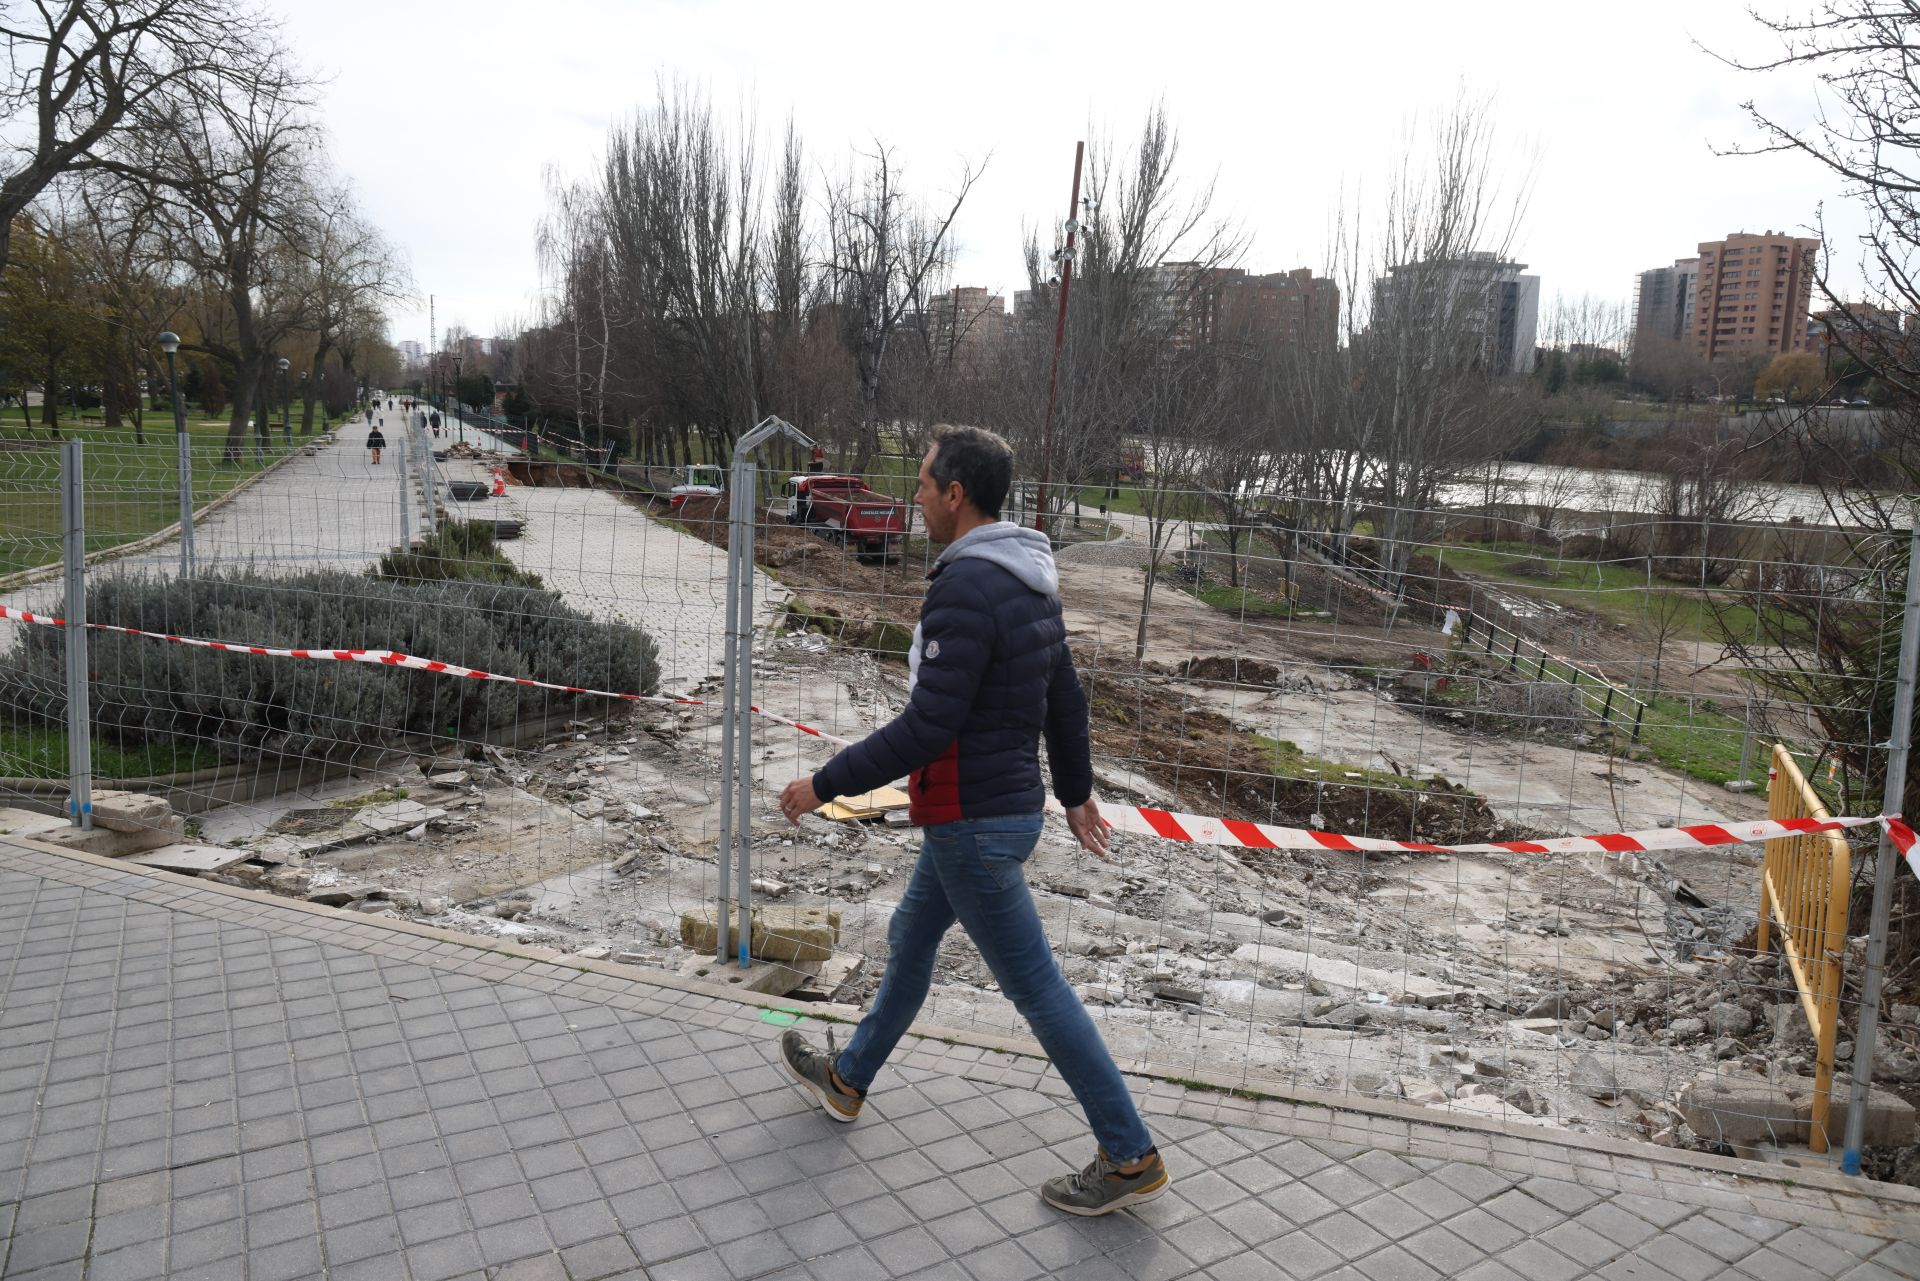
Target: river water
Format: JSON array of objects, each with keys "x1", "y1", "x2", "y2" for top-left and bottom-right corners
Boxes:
[{"x1": 1435, "y1": 460, "x2": 1867, "y2": 527}]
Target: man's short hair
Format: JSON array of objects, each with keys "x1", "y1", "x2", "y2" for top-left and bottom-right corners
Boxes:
[{"x1": 929, "y1": 424, "x2": 1014, "y2": 519}]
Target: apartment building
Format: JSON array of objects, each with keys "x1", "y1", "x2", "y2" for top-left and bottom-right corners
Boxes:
[
  {"x1": 1690, "y1": 231, "x2": 1819, "y2": 364},
  {"x1": 1631, "y1": 258, "x2": 1699, "y2": 349},
  {"x1": 1216, "y1": 268, "x2": 1339, "y2": 350},
  {"x1": 926, "y1": 286, "x2": 1010, "y2": 370},
  {"x1": 1370, "y1": 252, "x2": 1540, "y2": 376}
]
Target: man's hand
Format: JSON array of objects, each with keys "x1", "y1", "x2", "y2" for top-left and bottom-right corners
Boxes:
[
  {"x1": 780, "y1": 777, "x2": 821, "y2": 825},
  {"x1": 1064, "y1": 800, "x2": 1112, "y2": 858}
]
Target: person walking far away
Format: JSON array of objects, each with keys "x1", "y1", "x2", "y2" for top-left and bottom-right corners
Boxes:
[
  {"x1": 777, "y1": 424, "x2": 1169, "y2": 1217},
  {"x1": 366, "y1": 424, "x2": 386, "y2": 465}
]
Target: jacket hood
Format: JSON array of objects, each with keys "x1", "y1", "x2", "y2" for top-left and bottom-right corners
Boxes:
[{"x1": 936, "y1": 521, "x2": 1058, "y2": 598}]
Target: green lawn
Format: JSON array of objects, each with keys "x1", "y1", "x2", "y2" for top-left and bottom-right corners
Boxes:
[
  {"x1": 1435, "y1": 541, "x2": 1797, "y2": 646},
  {"x1": 0, "y1": 725, "x2": 223, "y2": 781},
  {"x1": 0, "y1": 414, "x2": 345, "y2": 576},
  {"x1": 1618, "y1": 694, "x2": 1753, "y2": 787},
  {"x1": 1179, "y1": 582, "x2": 1296, "y2": 619},
  {"x1": 1258, "y1": 734, "x2": 1431, "y2": 793}
]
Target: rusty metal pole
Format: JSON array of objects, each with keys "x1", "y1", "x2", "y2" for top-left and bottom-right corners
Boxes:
[{"x1": 1035, "y1": 141, "x2": 1084, "y2": 536}]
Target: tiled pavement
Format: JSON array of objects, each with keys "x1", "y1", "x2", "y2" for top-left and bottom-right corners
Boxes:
[{"x1": 2, "y1": 838, "x2": 1917, "y2": 1281}]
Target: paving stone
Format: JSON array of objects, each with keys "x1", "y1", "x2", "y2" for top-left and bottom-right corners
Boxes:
[{"x1": 2, "y1": 857, "x2": 1915, "y2": 1281}]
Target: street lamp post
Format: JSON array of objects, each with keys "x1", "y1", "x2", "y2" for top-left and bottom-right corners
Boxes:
[
  {"x1": 158, "y1": 332, "x2": 193, "y2": 575},
  {"x1": 276, "y1": 357, "x2": 291, "y2": 444},
  {"x1": 299, "y1": 370, "x2": 309, "y2": 435}
]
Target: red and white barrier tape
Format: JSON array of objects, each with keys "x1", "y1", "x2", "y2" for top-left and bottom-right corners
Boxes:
[{"x1": 7, "y1": 601, "x2": 1916, "y2": 876}]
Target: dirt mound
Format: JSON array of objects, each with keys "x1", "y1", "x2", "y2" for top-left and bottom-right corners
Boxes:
[
  {"x1": 661, "y1": 493, "x2": 929, "y2": 633},
  {"x1": 1177, "y1": 655, "x2": 1283, "y2": 687},
  {"x1": 1081, "y1": 666, "x2": 1501, "y2": 846}
]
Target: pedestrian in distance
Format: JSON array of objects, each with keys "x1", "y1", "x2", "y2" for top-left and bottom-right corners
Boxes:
[
  {"x1": 366, "y1": 425, "x2": 386, "y2": 465},
  {"x1": 778, "y1": 424, "x2": 1169, "y2": 1217}
]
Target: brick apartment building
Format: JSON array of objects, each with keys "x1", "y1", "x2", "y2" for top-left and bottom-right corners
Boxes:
[
  {"x1": 925, "y1": 286, "x2": 1010, "y2": 370},
  {"x1": 1689, "y1": 231, "x2": 1819, "y2": 364},
  {"x1": 1216, "y1": 268, "x2": 1339, "y2": 350}
]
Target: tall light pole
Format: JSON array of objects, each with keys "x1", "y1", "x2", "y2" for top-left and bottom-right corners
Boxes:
[
  {"x1": 276, "y1": 357, "x2": 291, "y2": 444},
  {"x1": 158, "y1": 332, "x2": 193, "y2": 575},
  {"x1": 299, "y1": 369, "x2": 309, "y2": 435},
  {"x1": 452, "y1": 356, "x2": 463, "y2": 444}
]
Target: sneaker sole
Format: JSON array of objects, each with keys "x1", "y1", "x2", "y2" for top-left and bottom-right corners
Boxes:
[
  {"x1": 782, "y1": 1053, "x2": 861, "y2": 1123},
  {"x1": 1040, "y1": 1171, "x2": 1172, "y2": 1216}
]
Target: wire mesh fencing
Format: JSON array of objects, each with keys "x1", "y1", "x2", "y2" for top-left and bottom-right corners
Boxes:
[{"x1": 2, "y1": 418, "x2": 1917, "y2": 1174}]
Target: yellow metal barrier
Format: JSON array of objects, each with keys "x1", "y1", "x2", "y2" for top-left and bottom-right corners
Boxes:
[{"x1": 1758, "y1": 744, "x2": 1850, "y2": 1151}]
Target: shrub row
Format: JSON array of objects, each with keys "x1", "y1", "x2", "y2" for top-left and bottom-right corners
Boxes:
[{"x1": 0, "y1": 568, "x2": 660, "y2": 762}]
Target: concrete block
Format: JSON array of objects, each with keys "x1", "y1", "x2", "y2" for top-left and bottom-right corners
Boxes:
[
  {"x1": 678, "y1": 953, "x2": 819, "y2": 997},
  {"x1": 90, "y1": 789, "x2": 183, "y2": 838},
  {"x1": 38, "y1": 820, "x2": 177, "y2": 858},
  {"x1": 1783, "y1": 1078, "x2": 1917, "y2": 1148},
  {"x1": 679, "y1": 904, "x2": 840, "y2": 963},
  {"x1": 1677, "y1": 1072, "x2": 1803, "y2": 1144}
]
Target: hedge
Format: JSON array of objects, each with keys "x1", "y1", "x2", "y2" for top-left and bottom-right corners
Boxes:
[{"x1": 0, "y1": 569, "x2": 660, "y2": 761}]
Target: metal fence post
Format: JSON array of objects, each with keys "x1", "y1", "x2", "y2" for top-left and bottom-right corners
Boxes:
[
  {"x1": 734, "y1": 462, "x2": 757, "y2": 965},
  {"x1": 1842, "y1": 516, "x2": 1920, "y2": 1174},
  {"x1": 716, "y1": 416, "x2": 813, "y2": 967},
  {"x1": 398, "y1": 420, "x2": 412, "y2": 545},
  {"x1": 60, "y1": 439, "x2": 92, "y2": 830},
  {"x1": 176, "y1": 430, "x2": 195, "y2": 576}
]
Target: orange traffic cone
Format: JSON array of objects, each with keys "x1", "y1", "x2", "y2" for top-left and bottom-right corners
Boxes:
[{"x1": 491, "y1": 468, "x2": 506, "y2": 498}]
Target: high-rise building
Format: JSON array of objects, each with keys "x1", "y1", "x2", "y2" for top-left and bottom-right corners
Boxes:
[
  {"x1": 1370, "y1": 252, "x2": 1539, "y2": 376},
  {"x1": 398, "y1": 340, "x2": 425, "y2": 367},
  {"x1": 1689, "y1": 231, "x2": 1820, "y2": 364},
  {"x1": 1631, "y1": 258, "x2": 1699, "y2": 352}
]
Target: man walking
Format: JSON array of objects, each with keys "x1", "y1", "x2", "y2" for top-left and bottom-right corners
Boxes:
[{"x1": 778, "y1": 425, "x2": 1168, "y2": 1217}]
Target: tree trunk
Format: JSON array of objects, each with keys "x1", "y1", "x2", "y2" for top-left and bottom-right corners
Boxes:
[
  {"x1": 41, "y1": 353, "x2": 59, "y2": 431},
  {"x1": 1134, "y1": 561, "x2": 1158, "y2": 666},
  {"x1": 225, "y1": 359, "x2": 260, "y2": 463}
]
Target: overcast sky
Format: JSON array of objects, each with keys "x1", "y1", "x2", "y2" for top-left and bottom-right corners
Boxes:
[{"x1": 265, "y1": 0, "x2": 1860, "y2": 353}]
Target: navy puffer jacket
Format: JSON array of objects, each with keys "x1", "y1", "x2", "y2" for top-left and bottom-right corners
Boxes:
[{"x1": 811, "y1": 522, "x2": 1093, "y2": 825}]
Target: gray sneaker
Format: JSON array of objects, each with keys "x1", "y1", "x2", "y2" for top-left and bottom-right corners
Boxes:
[
  {"x1": 781, "y1": 1028, "x2": 864, "y2": 1123},
  {"x1": 1040, "y1": 1148, "x2": 1171, "y2": 1216}
]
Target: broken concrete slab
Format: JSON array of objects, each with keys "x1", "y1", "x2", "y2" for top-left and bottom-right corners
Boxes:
[
  {"x1": 1677, "y1": 1071, "x2": 1801, "y2": 1144},
  {"x1": 306, "y1": 880, "x2": 380, "y2": 906},
  {"x1": 679, "y1": 904, "x2": 841, "y2": 963},
  {"x1": 788, "y1": 951, "x2": 864, "y2": 1002},
  {"x1": 124, "y1": 844, "x2": 252, "y2": 875},
  {"x1": 1230, "y1": 942, "x2": 1460, "y2": 1004},
  {"x1": 1782, "y1": 1077, "x2": 1917, "y2": 1148},
  {"x1": 356, "y1": 799, "x2": 447, "y2": 835}
]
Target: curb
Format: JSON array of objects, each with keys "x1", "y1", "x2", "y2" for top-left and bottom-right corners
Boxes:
[{"x1": 6, "y1": 831, "x2": 1918, "y2": 1215}]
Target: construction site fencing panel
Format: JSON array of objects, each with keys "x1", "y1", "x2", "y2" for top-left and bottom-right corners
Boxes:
[{"x1": 2, "y1": 423, "x2": 1916, "y2": 1175}]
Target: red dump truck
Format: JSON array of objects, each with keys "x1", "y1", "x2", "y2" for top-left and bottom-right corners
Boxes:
[{"x1": 781, "y1": 474, "x2": 909, "y2": 560}]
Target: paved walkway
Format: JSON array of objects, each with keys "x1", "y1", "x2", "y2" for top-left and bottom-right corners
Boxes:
[
  {"x1": 5, "y1": 426, "x2": 433, "y2": 622},
  {"x1": 2, "y1": 836, "x2": 1916, "y2": 1281}
]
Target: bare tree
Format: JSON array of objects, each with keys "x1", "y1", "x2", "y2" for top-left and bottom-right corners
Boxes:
[
  {"x1": 824, "y1": 143, "x2": 980, "y2": 470},
  {"x1": 301, "y1": 192, "x2": 408, "y2": 432},
  {"x1": 1339, "y1": 96, "x2": 1539, "y2": 580},
  {"x1": 0, "y1": 0, "x2": 273, "y2": 271}
]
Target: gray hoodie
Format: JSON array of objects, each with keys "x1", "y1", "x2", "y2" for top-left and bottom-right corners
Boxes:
[{"x1": 908, "y1": 521, "x2": 1058, "y2": 693}]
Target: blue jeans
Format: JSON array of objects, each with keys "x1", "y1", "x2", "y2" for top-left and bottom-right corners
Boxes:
[{"x1": 834, "y1": 813, "x2": 1154, "y2": 1162}]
